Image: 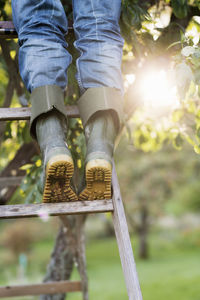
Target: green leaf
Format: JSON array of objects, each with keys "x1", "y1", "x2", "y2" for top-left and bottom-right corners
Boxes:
[
  {"x1": 20, "y1": 164, "x2": 33, "y2": 171},
  {"x1": 194, "y1": 144, "x2": 200, "y2": 154},
  {"x1": 196, "y1": 126, "x2": 200, "y2": 140},
  {"x1": 171, "y1": 0, "x2": 188, "y2": 18}
]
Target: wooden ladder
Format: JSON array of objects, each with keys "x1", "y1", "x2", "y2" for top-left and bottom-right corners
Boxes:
[{"x1": 0, "y1": 21, "x2": 143, "y2": 300}]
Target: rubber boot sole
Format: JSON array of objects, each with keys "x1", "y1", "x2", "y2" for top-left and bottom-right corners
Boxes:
[
  {"x1": 43, "y1": 155, "x2": 78, "y2": 203},
  {"x1": 79, "y1": 159, "x2": 112, "y2": 201}
]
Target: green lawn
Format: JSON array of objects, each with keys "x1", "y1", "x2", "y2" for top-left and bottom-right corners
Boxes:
[
  {"x1": 68, "y1": 237, "x2": 200, "y2": 300},
  {"x1": 0, "y1": 232, "x2": 200, "y2": 300}
]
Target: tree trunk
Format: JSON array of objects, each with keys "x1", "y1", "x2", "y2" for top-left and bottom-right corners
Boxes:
[
  {"x1": 74, "y1": 215, "x2": 88, "y2": 300},
  {"x1": 138, "y1": 207, "x2": 149, "y2": 260},
  {"x1": 40, "y1": 218, "x2": 75, "y2": 300},
  {"x1": 40, "y1": 215, "x2": 88, "y2": 300}
]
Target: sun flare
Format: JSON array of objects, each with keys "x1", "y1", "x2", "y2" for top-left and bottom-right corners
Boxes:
[{"x1": 139, "y1": 70, "x2": 179, "y2": 109}]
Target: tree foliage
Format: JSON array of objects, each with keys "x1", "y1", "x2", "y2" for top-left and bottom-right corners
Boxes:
[{"x1": 120, "y1": 0, "x2": 200, "y2": 153}]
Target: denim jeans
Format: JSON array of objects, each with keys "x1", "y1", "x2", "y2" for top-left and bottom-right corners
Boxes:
[{"x1": 12, "y1": 0, "x2": 124, "y2": 95}]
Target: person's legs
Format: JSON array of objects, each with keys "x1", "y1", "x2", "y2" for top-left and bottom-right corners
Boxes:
[
  {"x1": 12, "y1": 0, "x2": 77, "y2": 202},
  {"x1": 72, "y1": 0, "x2": 124, "y2": 94},
  {"x1": 12, "y1": 0, "x2": 71, "y2": 93},
  {"x1": 72, "y1": 0, "x2": 124, "y2": 200}
]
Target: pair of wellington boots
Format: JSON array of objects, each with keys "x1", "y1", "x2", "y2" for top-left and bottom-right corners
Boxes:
[
  {"x1": 36, "y1": 110, "x2": 116, "y2": 202},
  {"x1": 31, "y1": 86, "x2": 121, "y2": 203}
]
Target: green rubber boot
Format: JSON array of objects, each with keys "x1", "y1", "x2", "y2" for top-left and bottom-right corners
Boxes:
[
  {"x1": 79, "y1": 111, "x2": 117, "y2": 201},
  {"x1": 36, "y1": 110, "x2": 78, "y2": 203}
]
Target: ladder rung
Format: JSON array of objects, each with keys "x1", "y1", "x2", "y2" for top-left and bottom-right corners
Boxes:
[
  {"x1": 0, "y1": 21, "x2": 15, "y2": 29},
  {"x1": 0, "y1": 21, "x2": 73, "y2": 38},
  {"x1": 0, "y1": 200, "x2": 113, "y2": 219},
  {"x1": 0, "y1": 176, "x2": 24, "y2": 187},
  {"x1": 0, "y1": 280, "x2": 82, "y2": 297},
  {"x1": 0, "y1": 106, "x2": 80, "y2": 121},
  {"x1": 0, "y1": 21, "x2": 17, "y2": 38}
]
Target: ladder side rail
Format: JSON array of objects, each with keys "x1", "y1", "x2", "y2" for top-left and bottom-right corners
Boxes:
[{"x1": 112, "y1": 161, "x2": 143, "y2": 300}]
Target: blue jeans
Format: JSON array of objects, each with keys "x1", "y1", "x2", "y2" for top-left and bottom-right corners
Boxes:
[{"x1": 12, "y1": 0, "x2": 124, "y2": 95}]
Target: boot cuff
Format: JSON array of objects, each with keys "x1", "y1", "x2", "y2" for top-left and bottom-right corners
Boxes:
[
  {"x1": 30, "y1": 85, "x2": 67, "y2": 139},
  {"x1": 77, "y1": 87, "x2": 123, "y2": 132}
]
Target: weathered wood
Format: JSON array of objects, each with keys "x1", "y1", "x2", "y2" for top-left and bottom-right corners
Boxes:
[
  {"x1": 0, "y1": 200, "x2": 113, "y2": 219},
  {"x1": 0, "y1": 107, "x2": 30, "y2": 120},
  {"x1": 0, "y1": 281, "x2": 82, "y2": 297},
  {"x1": 0, "y1": 21, "x2": 73, "y2": 39},
  {"x1": 0, "y1": 106, "x2": 80, "y2": 121},
  {"x1": 0, "y1": 176, "x2": 24, "y2": 187},
  {"x1": 0, "y1": 21, "x2": 17, "y2": 38},
  {"x1": 112, "y1": 162, "x2": 143, "y2": 300},
  {"x1": 0, "y1": 21, "x2": 15, "y2": 29}
]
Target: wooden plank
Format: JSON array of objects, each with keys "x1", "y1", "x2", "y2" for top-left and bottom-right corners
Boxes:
[
  {"x1": 112, "y1": 162, "x2": 143, "y2": 300},
  {"x1": 0, "y1": 199, "x2": 113, "y2": 219},
  {"x1": 0, "y1": 280, "x2": 81, "y2": 297},
  {"x1": 0, "y1": 21, "x2": 15, "y2": 29},
  {"x1": 0, "y1": 176, "x2": 24, "y2": 187},
  {"x1": 0, "y1": 21, "x2": 73, "y2": 38},
  {"x1": 0, "y1": 105, "x2": 80, "y2": 121},
  {"x1": 0, "y1": 21, "x2": 17, "y2": 38}
]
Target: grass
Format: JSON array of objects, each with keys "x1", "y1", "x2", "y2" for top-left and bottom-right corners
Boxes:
[
  {"x1": 0, "y1": 230, "x2": 200, "y2": 300},
  {"x1": 68, "y1": 236, "x2": 200, "y2": 300}
]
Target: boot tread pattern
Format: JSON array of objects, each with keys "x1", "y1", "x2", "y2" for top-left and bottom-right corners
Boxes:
[
  {"x1": 43, "y1": 161, "x2": 78, "y2": 203},
  {"x1": 79, "y1": 167, "x2": 111, "y2": 201}
]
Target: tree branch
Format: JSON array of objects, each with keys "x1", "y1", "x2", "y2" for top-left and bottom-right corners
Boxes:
[
  {"x1": 0, "y1": 40, "x2": 23, "y2": 96},
  {"x1": 0, "y1": 141, "x2": 38, "y2": 205},
  {"x1": 0, "y1": 79, "x2": 15, "y2": 144}
]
